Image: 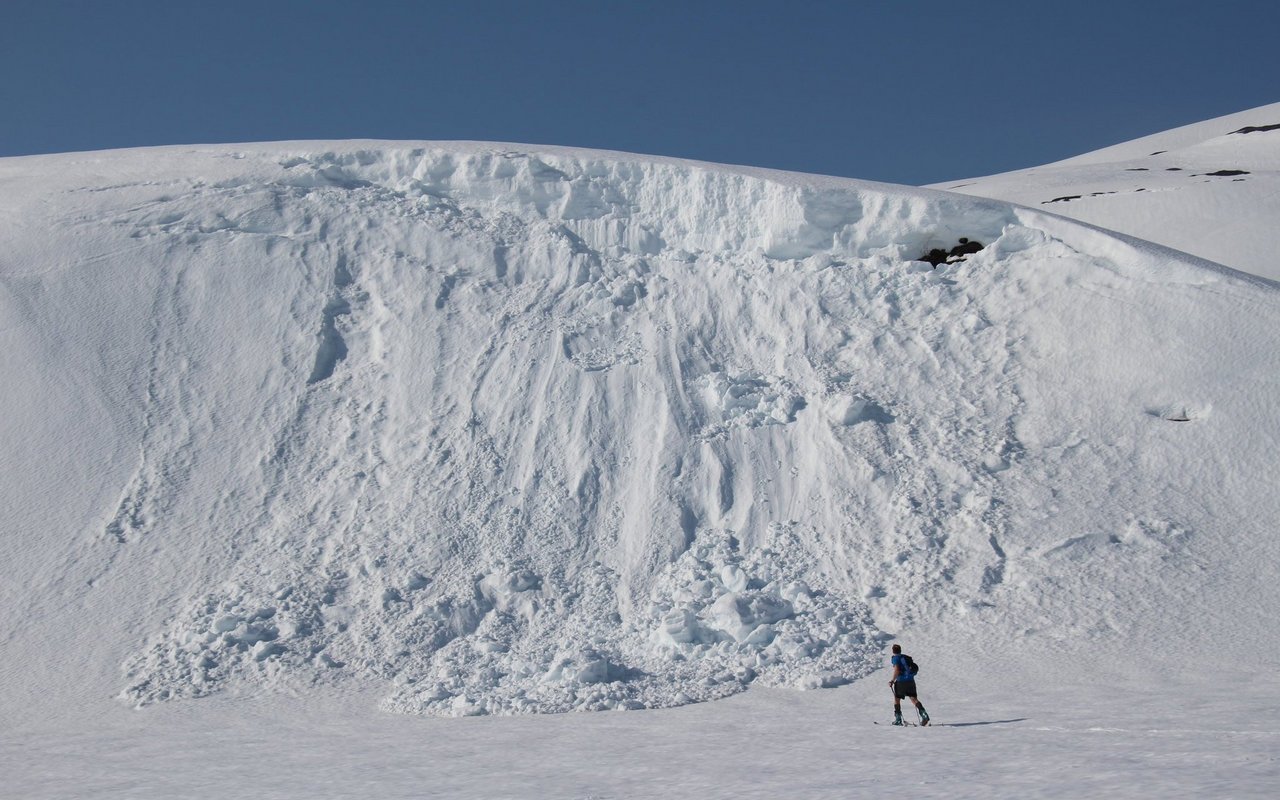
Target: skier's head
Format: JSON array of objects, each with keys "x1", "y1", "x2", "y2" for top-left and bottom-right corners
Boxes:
[{"x1": 891, "y1": 644, "x2": 901, "y2": 654}]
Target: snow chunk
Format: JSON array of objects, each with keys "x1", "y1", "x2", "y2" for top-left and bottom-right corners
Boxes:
[
  {"x1": 707, "y1": 593, "x2": 794, "y2": 643},
  {"x1": 697, "y1": 372, "x2": 807, "y2": 438}
]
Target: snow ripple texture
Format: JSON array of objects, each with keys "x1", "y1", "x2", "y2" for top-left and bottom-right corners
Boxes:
[{"x1": 4, "y1": 142, "x2": 1275, "y2": 716}]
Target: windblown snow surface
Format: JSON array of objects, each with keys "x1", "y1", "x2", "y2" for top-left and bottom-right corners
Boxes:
[{"x1": 3, "y1": 139, "x2": 1280, "y2": 797}]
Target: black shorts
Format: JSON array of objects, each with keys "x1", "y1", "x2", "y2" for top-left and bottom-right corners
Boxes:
[{"x1": 893, "y1": 681, "x2": 917, "y2": 700}]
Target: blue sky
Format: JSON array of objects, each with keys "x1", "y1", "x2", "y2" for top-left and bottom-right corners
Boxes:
[{"x1": 2, "y1": 0, "x2": 1276, "y2": 184}]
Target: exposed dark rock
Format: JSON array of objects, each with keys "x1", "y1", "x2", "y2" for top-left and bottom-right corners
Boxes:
[
  {"x1": 917, "y1": 237, "x2": 985, "y2": 267},
  {"x1": 1230, "y1": 123, "x2": 1280, "y2": 134},
  {"x1": 920, "y1": 248, "x2": 949, "y2": 266},
  {"x1": 950, "y1": 237, "x2": 984, "y2": 258}
]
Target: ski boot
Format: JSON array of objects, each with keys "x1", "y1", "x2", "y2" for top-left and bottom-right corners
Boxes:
[
  {"x1": 892, "y1": 711, "x2": 904, "y2": 726},
  {"x1": 918, "y1": 707, "x2": 930, "y2": 726}
]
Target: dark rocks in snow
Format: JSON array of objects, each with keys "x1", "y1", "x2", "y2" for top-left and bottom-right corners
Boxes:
[
  {"x1": 918, "y1": 237, "x2": 985, "y2": 267},
  {"x1": 1044, "y1": 190, "x2": 1122, "y2": 205},
  {"x1": 1230, "y1": 123, "x2": 1280, "y2": 134},
  {"x1": 920, "y1": 248, "x2": 949, "y2": 266},
  {"x1": 1201, "y1": 169, "x2": 1250, "y2": 177}
]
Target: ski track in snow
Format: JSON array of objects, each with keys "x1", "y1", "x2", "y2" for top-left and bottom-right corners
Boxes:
[{"x1": 0, "y1": 142, "x2": 1278, "y2": 728}]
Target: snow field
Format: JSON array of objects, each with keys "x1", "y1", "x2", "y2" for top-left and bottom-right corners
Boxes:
[
  {"x1": 7, "y1": 670, "x2": 1279, "y2": 799},
  {"x1": 1, "y1": 142, "x2": 1278, "y2": 733}
]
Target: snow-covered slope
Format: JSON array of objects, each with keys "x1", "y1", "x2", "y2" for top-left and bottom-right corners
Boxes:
[
  {"x1": 931, "y1": 102, "x2": 1280, "y2": 281},
  {"x1": 2, "y1": 141, "x2": 1279, "y2": 734}
]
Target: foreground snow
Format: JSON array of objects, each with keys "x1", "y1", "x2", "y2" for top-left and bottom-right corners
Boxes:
[
  {"x1": 2, "y1": 131, "x2": 1279, "y2": 797},
  {"x1": 7, "y1": 662, "x2": 1278, "y2": 799}
]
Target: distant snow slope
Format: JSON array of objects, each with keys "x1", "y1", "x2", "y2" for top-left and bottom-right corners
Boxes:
[
  {"x1": 1, "y1": 141, "x2": 1278, "y2": 724},
  {"x1": 931, "y1": 102, "x2": 1280, "y2": 281}
]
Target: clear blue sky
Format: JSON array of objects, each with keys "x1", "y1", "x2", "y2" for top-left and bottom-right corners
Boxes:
[{"x1": 2, "y1": 0, "x2": 1276, "y2": 184}]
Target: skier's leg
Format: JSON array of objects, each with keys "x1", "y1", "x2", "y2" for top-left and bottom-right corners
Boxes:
[{"x1": 913, "y1": 697, "x2": 929, "y2": 724}]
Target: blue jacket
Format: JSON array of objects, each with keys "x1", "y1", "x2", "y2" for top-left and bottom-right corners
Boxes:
[{"x1": 891, "y1": 653, "x2": 915, "y2": 683}]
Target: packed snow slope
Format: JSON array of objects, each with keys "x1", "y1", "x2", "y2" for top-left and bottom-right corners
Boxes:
[
  {"x1": 2, "y1": 141, "x2": 1279, "y2": 722},
  {"x1": 931, "y1": 101, "x2": 1280, "y2": 281}
]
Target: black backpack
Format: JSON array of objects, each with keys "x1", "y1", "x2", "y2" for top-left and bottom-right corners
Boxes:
[{"x1": 904, "y1": 654, "x2": 920, "y2": 677}]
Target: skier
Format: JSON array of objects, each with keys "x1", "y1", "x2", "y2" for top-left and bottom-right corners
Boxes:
[{"x1": 888, "y1": 644, "x2": 929, "y2": 726}]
